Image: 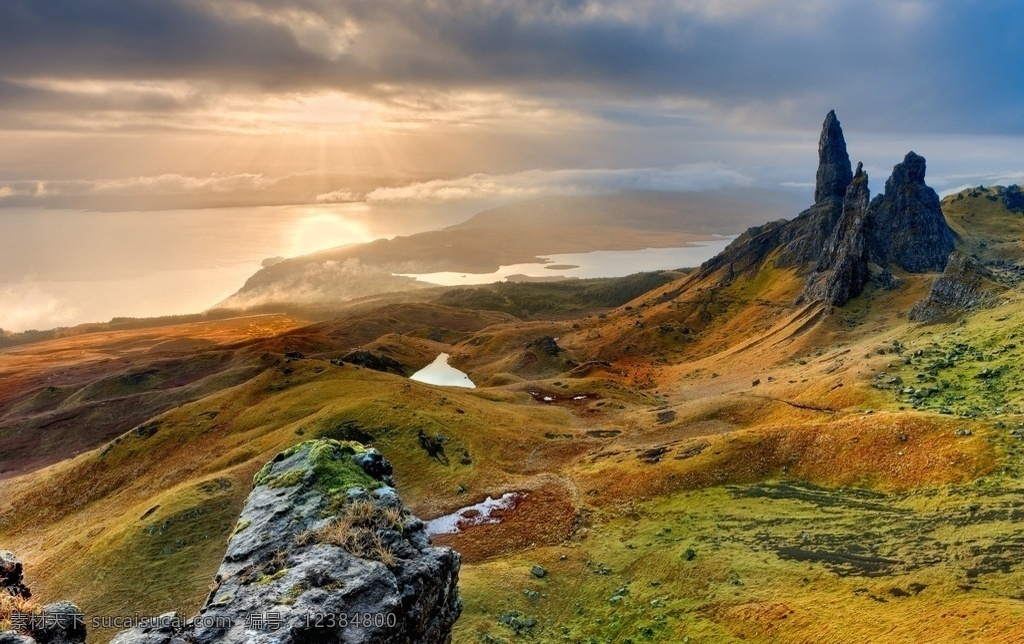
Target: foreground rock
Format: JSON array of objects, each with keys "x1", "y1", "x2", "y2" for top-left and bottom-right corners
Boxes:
[
  {"x1": 0, "y1": 553, "x2": 86, "y2": 644},
  {"x1": 112, "y1": 439, "x2": 461, "y2": 644}
]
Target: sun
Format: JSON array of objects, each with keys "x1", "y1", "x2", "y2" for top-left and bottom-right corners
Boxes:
[{"x1": 289, "y1": 207, "x2": 373, "y2": 257}]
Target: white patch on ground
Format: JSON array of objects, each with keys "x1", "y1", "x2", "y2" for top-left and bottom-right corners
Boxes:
[
  {"x1": 410, "y1": 353, "x2": 476, "y2": 388},
  {"x1": 425, "y1": 492, "x2": 524, "y2": 535}
]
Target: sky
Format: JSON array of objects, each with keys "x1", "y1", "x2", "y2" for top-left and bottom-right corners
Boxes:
[{"x1": 1, "y1": 0, "x2": 1023, "y2": 330}]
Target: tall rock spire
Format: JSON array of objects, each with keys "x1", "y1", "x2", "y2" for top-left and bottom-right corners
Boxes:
[{"x1": 815, "y1": 110, "x2": 854, "y2": 204}]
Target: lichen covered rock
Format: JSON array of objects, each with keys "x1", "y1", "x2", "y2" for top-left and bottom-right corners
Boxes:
[{"x1": 112, "y1": 439, "x2": 461, "y2": 644}]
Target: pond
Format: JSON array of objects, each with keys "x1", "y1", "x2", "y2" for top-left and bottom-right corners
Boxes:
[{"x1": 410, "y1": 353, "x2": 476, "y2": 388}]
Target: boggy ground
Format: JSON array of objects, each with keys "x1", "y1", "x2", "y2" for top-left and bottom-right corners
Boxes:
[{"x1": 4, "y1": 193, "x2": 1024, "y2": 642}]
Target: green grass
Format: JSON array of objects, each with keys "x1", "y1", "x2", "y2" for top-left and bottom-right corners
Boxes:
[
  {"x1": 457, "y1": 479, "x2": 1024, "y2": 643},
  {"x1": 432, "y1": 272, "x2": 681, "y2": 318},
  {"x1": 876, "y1": 304, "x2": 1024, "y2": 418}
]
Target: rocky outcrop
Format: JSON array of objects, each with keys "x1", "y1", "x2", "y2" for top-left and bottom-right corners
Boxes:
[
  {"x1": 815, "y1": 110, "x2": 854, "y2": 204},
  {"x1": 1, "y1": 553, "x2": 30, "y2": 600},
  {"x1": 0, "y1": 553, "x2": 86, "y2": 644},
  {"x1": 1002, "y1": 185, "x2": 1024, "y2": 213},
  {"x1": 775, "y1": 111, "x2": 855, "y2": 268},
  {"x1": 112, "y1": 439, "x2": 461, "y2": 644},
  {"x1": 796, "y1": 133, "x2": 955, "y2": 305},
  {"x1": 869, "y1": 152, "x2": 954, "y2": 272},
  {"x1": 334, "y1": 350, "x2": 408, "y2": 376},
  {"x1": 531, "y1": 336, "x2": 562, "y2": 356},
  {"x1": 909, "y1": 251, "x2": 1002, "y2": 322},
  {"x1": 697, "y1": 111, "x2": 855, "y2": 281},
  {"x1": 801, "y1": 163, "x2": 871, "y2": 305}
]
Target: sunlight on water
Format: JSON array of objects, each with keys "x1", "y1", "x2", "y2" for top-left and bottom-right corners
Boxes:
[
  {"x1": 0, "y1": 204, "x2": 464, "y2": 332},
  {"x1": 396, "y1": 238, "x2": 734, "y2": 286}
]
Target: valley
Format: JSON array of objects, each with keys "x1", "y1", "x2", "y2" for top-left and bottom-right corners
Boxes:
[{"x1": 3, "y1": 115, "x2": 1024, "y2": 643}]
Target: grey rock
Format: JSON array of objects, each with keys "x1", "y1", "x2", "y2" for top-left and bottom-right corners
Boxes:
[
  {"x1": 0, "y1": 556, "x2": 85, "y2": 644},
  {"x1": 0, "y1": 551, "x2": 30, "y2": 599},
  {"x1": 108, "y1": 613, "x2": 186, "y2": 644},
  {"x1": 114, "y1": 439, "x2": 461, "y2": 644},
  {"x1": 801, "y1": 163, "x2": 872, "y2": 305},
  {"x1": 1003, "y1": 184, "x2": 1024, "y2": 213},
  {"x1": 34, "y1": 602, "x2": 86, "y2": 644},
  {"x1": 815, "y1": 110, "x2": 854, "y2": 204},
  {"x1": 909, "y1": 251, "x2": 1001, "y2": 322},
  {"x1": 869, "y1": 152, "x2": 954, "y2": 272},
  {"x1": 335, "y1": 350, "x2": 408, "y2": 376}
]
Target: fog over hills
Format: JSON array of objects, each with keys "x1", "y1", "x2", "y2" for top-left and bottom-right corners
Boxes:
[{"x1": 217, "y1": 188, "x2": 805, "y2": 311}]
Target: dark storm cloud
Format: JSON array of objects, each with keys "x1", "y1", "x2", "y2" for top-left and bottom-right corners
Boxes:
[{"x1": 0, "y1": 0, "x2": 1022, "y2": 133}]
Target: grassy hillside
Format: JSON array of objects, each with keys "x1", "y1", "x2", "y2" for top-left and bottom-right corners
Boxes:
[{"x1": 4, "y1": 191, "x2": 1024, "y2": 642}]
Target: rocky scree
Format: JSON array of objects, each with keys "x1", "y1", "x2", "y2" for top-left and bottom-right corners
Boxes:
[{"x1": 909, "y1": 251, "x2": 1002, "y2": 322}]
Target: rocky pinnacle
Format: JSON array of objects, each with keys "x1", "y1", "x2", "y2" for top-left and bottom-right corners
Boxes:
[
  {"x1": 801, "y1": 162, "x2": 872, "y2": 305},
  {"x1": 869, "y1": 151, "x2": 954, "y2": 272},
  {"x1": 815, "y1": 110, "x2": 854, "y2": 204}
]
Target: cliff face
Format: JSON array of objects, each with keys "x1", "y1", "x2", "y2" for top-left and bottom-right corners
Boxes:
[
  {"x1": 801, "y1": 163, "x2": 871, "y2": 306},
  {"x1": 869, "y1": 152, "x2": 954, "y2": 272},
  {"x1": 113, "y1": 439, "x2": 461, "y2": 644}
]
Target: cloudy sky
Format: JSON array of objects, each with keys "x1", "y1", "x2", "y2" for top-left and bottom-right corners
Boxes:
[
  {"x1": 1, "y1": 0, "x2": 1022, "y2": 209},
  {"x1": 1, "y1": 1, "x2": 1023, "y2": 331}
]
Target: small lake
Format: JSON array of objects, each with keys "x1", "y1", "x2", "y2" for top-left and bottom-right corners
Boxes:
[
  {"x1": 425, "y1": 492, "x2": 524, "y2": 535},
  {"x1": 410, "y1": 353, "x2": 476, "y2": 388},
  {"x1": 395, "y1": 237, "x2": 734, "y2": 286}
]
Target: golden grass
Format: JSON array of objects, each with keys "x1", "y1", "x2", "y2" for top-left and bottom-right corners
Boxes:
[
  {"x1": 4, "y1": 222, "x2": 1024, "y2": 643},
  {"x1": 296, "y1": 500, "x2": 404, "y2": 567}
]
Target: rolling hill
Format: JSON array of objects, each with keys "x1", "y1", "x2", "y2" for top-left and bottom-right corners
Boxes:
[{"x1": 4, "y1": 113, "x2": 1024, "y2": 642}]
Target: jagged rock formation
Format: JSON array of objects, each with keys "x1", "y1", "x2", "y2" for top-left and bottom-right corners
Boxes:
[
  {"x1": 112, "y1": 440, "x2": 461, "y2": 644},
  {"x1": 0, "y1": 553, "x2": 86, "y2": 644},
  {"x1": 869, "y1": 152, "x2": 954, "y2": 272},
  {"x1": 801, "y1": 163, "x2": 871, "y2": 305},
  {"x1": 1001, "y1": 185, "x2": 1024, "y2": 213},
  {"x1": 909, "y1": 251, "x2": 1002, "y2": 322},
  {"x1": 698, "y1": 111, "x2": 854, "y2": 280},
  {"x1": 815, "y1": 110, "x2": 855, "y2": 204},
  {"x1": 695, "y1": 112, "x2": 958, "y2": 308},
  {"x1": 775, "y1": 112, "x2": 855, "y2": 269}
]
